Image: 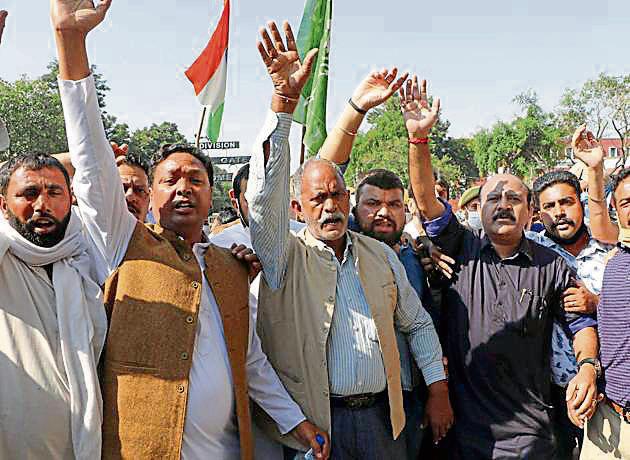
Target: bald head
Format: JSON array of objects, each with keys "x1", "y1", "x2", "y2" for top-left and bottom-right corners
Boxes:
[
  {"x1": 291, "y1": 158, "x2": 350, "y2": 243},
  {"x1": 292, "y1": 158, "x2": 346, "y2": 201},
  {"x1": 480, "y1": 174, "x2": 531, "y2": 205}
]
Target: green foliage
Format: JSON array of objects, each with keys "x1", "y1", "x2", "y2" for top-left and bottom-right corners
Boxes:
[
  {"x1": 210, "y1": 166, "x2": 232, "y2": 211},
  {"x1": 0, "y1": 77, "x2": 68, "y2": 160},
  {"x1": 344, "y1": 96, "x2": 472, "y2": 194},
  {"x1": 0, "y1": 60, "x2": 189, "y2": 166},
  {"x1": 557, "y1": 73, "x2": 629, "y2": 163},
  {"x1": 128, "y1": 122, "x2": 187, "y2": 163},
  {"x1": 470, "y1": 91, "x2": 564, "y2": 180}
]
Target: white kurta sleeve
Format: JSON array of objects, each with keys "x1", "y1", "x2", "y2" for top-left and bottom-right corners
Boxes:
[{"x1": 58, "y1": 76, "x2": 136, "y2": 280}]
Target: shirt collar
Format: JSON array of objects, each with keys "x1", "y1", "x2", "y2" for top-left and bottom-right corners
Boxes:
[
  {"x1": 480, "y1": 233, "x2": 534, "y2": 262},
  {"x1": 540, "y1": 229, "x2": 610, "y2": 260},
  {"x1": 303, "y1": 227, "x2": 354, "y2": 260}
]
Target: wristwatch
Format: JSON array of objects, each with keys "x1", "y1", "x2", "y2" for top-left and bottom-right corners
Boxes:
[{"x1": 578, "y1": 358, "x2": 602, "y2": 379}]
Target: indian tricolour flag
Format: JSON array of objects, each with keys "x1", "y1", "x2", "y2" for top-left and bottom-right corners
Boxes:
[{"x1": 185, "y1": 0, "x2": 230, "y2": 142}]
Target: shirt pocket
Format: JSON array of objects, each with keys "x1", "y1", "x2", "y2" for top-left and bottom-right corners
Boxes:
[{"x1": 522, "y1": 293, "x2": 548, "y2": 337}]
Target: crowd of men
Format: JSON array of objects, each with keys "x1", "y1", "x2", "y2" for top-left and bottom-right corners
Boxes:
[{"x1": 0, "y1": 2, "x2": 628, "y2": 460}]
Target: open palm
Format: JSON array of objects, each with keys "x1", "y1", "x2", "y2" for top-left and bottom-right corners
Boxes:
[
  {"x1": 51, "y1": 0, "x2": 111, "y2": 34},
  {"x1": 351, "y1": 68, "x2": 408, "y2": 111},
  {"x1": 400, "y1": 76, "x2": 440, "y2": 137},
  {"x1": 572, "y1": 125, "x2": 604, "y2": 168},
  {"x1": 257, "y1": 21, "x2": 318, "y2": 99}
]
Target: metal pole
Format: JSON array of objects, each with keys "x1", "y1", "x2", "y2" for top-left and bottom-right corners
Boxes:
[
  {"x1": 300, "y1": 125, "x2": 307, "y2": 164},
  {"x1": 196, "y1": 107, "x2": 208, "y2": 148}
]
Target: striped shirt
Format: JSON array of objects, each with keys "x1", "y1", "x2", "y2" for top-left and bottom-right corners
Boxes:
[
  {"x1": 598, "y1": 246, "x2": 630, "y2": 407},
  {"x1": 526, "y1": 231, "x2": 611, "y2": 386},
  {"x1": 246, "y1": 111, "x2": 445, "y2": 397}
]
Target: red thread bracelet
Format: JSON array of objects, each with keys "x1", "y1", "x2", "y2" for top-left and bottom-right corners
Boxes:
[{"x1": 409, "y1": 137, "x2": 429, "y2": 145}]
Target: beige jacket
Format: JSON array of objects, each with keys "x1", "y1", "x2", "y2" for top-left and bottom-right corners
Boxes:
[{"x1": 254, "y1": 228, "x2": 405, "y2": 450}]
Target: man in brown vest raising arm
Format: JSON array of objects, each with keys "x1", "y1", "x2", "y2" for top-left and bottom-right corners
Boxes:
[
  {"x1": 246, "y1": 21, "x2": 452, "y2": 459},
  {"x1": 51, "y1": 1, "x2": 329, "y2": 459}
]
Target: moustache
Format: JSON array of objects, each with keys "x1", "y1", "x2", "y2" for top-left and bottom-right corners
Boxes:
[
  {"x1": 493, "y1": 209, "x2": 516, "y2": 222},
  {"x1": 552, "y1": 218, "x2": 575, "y2": 228},
  {"x1": 318, "y1": 211, "x2": 346, "y2": 226},
  {"x1": 27, "y1": 211, "x2": 62, "y2": 228},
  {"x1": 372, "y1": 217, "x2": 396, "y2": 228},
  {"x1": 172, "y1": 198, "x2": 196, "y2": 209}
]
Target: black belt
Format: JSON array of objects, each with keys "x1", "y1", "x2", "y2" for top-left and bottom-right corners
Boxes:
[
  {"x1": 606, "y1": 397, "x2": 630, "y2": 424},
  {"x1": 330, "y1": 391, "x2": 387, "y2": 410}
]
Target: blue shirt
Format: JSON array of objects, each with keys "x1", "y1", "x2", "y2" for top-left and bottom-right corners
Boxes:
[{"x1": 525, "y1": 231, "x2": 610, "y2": 386}]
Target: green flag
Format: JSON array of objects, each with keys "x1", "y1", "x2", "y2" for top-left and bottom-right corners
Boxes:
[
  {"x1": 293, "y1": 0, "x2": 332, "y2": 155},
  {"x1": 206, "y1": 102, "x2": 225, "y2": 142}
]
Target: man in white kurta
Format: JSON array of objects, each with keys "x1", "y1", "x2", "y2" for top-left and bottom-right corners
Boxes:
[{"x1": 0, "y1": 167, "x2": 108, "y2": 459}]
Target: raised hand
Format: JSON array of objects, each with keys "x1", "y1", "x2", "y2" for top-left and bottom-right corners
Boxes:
[
  {"x1": 50, "y1": 0, "x2": 112, "y2": 35},
  {"x1": 350, "y1": 68, "x2": 409, "y2": 112},
  {"x1": 400, "y1": 75, "x2": 441, "y2": 138},
  {"x1": 571, "y1": 124, "x2": 605, "y2": 168},
  {"x1": 0, "y1": 10, "x2": 8, "y2": 45},
  {"x1": 257, "y1": 21, "x2": 318, "y2": 109},
  {"x1": 111, "y1": 141, "x2": 129, "y2": 158}
]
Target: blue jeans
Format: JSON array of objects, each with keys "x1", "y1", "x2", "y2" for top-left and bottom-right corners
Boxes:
[
  {"x1": 284, "y1": 394, "x2": 408, "y2": 460},
  {"x1": 402, "y1": 388, "x2": 426, "y2": 460}
]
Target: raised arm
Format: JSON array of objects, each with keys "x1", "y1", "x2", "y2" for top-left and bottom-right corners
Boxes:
[
  {"x1": 52, "y1": 0, "x2": 136, "y2": 276},
  {"x1": 404, "y1": 76, "x2": 444, "y2": 220},
  {"x1": 245, "y1": 21, "x2": 317, "y2": 290},
  {"x1": 319, "y1": 69, "x2": 407, "y2": 165},
  {"x1": 572, "y1": 125, "x2": 619, "y2": 244}
]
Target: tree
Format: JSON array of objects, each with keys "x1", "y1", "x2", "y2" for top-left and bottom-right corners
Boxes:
[
  {"x1": 470, "y1": 91, "x2": 564, "y2": 179},
  {"x1": 211, "y1": 165, "x2": 232, "y2": 211},
  {"x1": 128, "y1": 122, "x2": 187, "y2": 162},
  {"x1": 344, "y1": 96, "x2": 470, "y2": 193},
  {"x1": 41, "y1": 59, "x2": 131, "y2": 145},
  {"x1": 557, "y1": 73, "x2": 630, "y2": 165},
  {"x1": 0, "y1": 77, "x2": 68, "y2": 160}
]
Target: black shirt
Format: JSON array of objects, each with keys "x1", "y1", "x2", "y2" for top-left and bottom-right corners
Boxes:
[{"x1": 429, "y1": 214, "x2": 586, "y2": 456}]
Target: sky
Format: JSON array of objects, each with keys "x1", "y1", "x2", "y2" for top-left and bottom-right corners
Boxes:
[{"x1": 1, "y1": 0, "x2": 629, "y2": 162}]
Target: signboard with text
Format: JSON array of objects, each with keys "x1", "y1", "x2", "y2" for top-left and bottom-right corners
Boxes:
[
  {"x1": 214, "y1": 173, "x2": 234, "y2": 182},
  {"x1": 211, "y1": 155, "x2": 251, "y2": 166},
  {"x1": 199, "y1": 140, "x2": 240, "y2": 150}
]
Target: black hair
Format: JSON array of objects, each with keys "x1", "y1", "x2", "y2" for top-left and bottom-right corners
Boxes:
[
  {"x1": 356, "y1": 169, "x2": 404, "y2": 203},
  {"x1": 117, "y1": 152, "x2": 150, "y2": 178},
  {"x1": 150, "y1": 143, "x2": 214, "y2": 186},
  {"x1": 218, "y1": 206, "x2": 238, "y2": 225},
  {"x1": 611, "y1": 167, "x2": 630, "y2": 199},
  {"x1": 232, "y1": 163, "x2": 250, "y2": 199},
  {"x1": 532, "y1": 170, "x2": 582, "y2": 207},
  {"x1": 0, "y1": 153, "x2": 71, "y2": 195},
  {"x1": 433, "y1": 171, "x2": 450, "y2": 200}
]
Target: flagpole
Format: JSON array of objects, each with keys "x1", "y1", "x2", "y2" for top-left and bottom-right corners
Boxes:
[
  {"x1": 300, "y1": 125, "x2": 307, "y2": 165},
  {"x1": 196, "y1": 107, "x2": 207, "y2": 148}
]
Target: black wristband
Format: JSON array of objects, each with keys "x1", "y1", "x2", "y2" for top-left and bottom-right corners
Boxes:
[{"x1": 348, "y1": 98, "x2": 368, "y2": 115}]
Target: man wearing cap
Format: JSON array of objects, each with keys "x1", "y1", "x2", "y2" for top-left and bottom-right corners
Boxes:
[{"x1": 458, "y1": 185, "x2": 481, "y2": 231}]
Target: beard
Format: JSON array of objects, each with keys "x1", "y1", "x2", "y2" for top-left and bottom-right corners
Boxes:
[
  {"x1": 360, "y1": 217, "x2": 403, "y2": 247},
  {"x1": 6, "y1": 210, "x2": 70, "y2": 248}
]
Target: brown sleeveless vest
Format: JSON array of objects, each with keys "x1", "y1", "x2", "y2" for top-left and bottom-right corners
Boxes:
[{"x1": 101, "y1": 223, "x2": 253, "y2": 459}]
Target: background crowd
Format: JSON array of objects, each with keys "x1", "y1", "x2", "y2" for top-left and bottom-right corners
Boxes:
[{"x1": 0, "y1": 2, "x2": 629, "y2": 460}]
